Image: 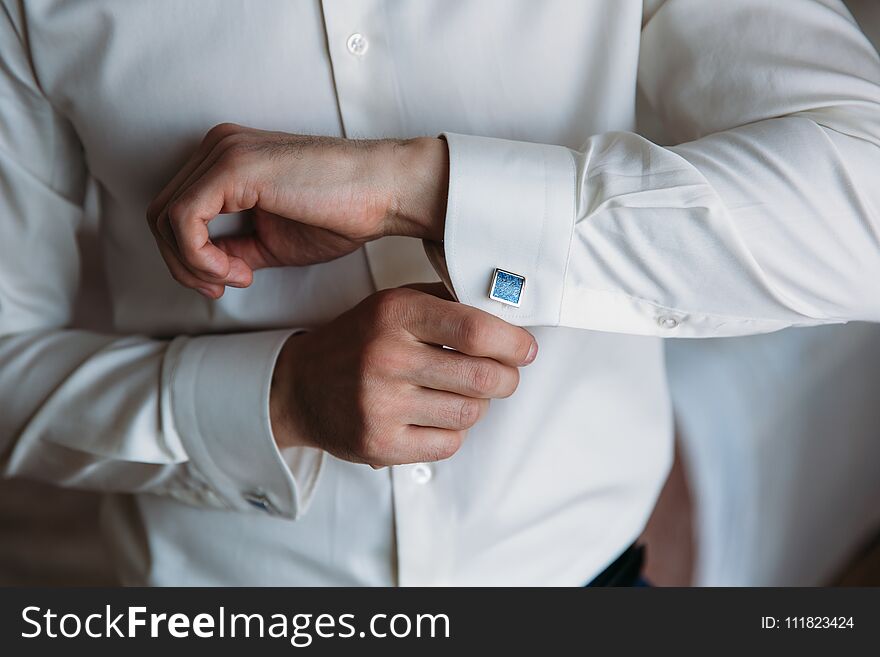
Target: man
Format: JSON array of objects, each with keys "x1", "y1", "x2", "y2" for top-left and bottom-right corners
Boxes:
[{"x1": 1, "y1": 0, "x2": 879, "y2": 586}]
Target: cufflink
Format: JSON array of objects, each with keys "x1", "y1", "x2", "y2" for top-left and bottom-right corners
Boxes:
[
  {"x1": 488, "y1": 268, "x2": 525, "y2": 307},
  {"x1": 243, "y1": 488, "x2": 277, "y2": 514}
]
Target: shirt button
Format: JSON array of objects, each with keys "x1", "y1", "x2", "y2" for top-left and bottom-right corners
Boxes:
[
  {"x1": 346, "y1": 33, "x2": 369, "y2": 56},
  {"x1": 411, "y1": 463, "x2": 433, "y2": 484},
  {"x1": 656, "y1": 314, "x2": 680, "y2": 330}
]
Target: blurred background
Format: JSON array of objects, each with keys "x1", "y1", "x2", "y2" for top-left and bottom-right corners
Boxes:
[{"x1": 1, "y1": 0, "x2": 879, "y2": 586}]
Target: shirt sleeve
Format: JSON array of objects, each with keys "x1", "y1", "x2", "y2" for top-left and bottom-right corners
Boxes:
[
  {"x1": 0, "y1": 6, "x2": 322, "y2": 520},
  {"x1": 440, "y1": 0, "x2": 880, "y2": 336}
]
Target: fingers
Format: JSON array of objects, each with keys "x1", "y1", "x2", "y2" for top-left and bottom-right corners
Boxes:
[
  {"x1": 361, "y1": 425, "x2": 466, "y2": 467},
  {"x1": 405, "y1": 343, "x2": 519, "y2": 398},
  {"x1": 394, "y1": 426, "x2": 466, "y2": 464},
  {"x1": 146, "y1": 123, "x2": 255, "y2": 292},
  {"x1": 401, "y1": 292, "x2": 537, "y2": 367},
  {"x1": 146, "y1": 124, "x2": 234, "y2": 227},
  {"x1": 152, "y1": 232, "x2": 226, "y2": 299},
  {"x1": 154, "y1": 138, "x2": 231, "y2": 255},
  {"x1": 162, "y1": 161, "x2": 256, "y2": 289},
  {"x1": 211, "y1": 233, "x2": 277, "y2": 271},
  {"x1": 147, "y1": 196, "x2": 228, "y2": 297},
  {"x1": 405, "y1": 389, "x2": 489, "y2": 430},
  {"x1": 164, "y1": 166, "x2": 245, "y2": 278}
]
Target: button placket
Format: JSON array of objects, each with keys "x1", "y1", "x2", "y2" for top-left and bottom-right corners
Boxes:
[
  {"x1": 319, "y1": 0, "x2": 404, "y2": 137},
  {"x1": 320, "y1": 0, "x2": 440, "y2": 585}
]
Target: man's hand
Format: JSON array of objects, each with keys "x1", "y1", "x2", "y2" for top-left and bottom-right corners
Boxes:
[
  {"x1": 270, "y1": 286, "x2": 537, "y2": 466},
  {"x1": 146, "y1": 123, "x2": 448, "y2": 298}
]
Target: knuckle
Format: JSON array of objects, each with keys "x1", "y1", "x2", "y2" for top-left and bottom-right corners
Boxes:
[
  {"x1": 360, "y1": 339, "x2": 401, "y2": 378},
  {"x1": 469, "y1": 361, "x2": 499, "y2": 395},
  {"x1": 370, "y1": 288, "x2": 412, "y2": 323},
  {"x1": 206, "y1": 122, "x2": 241, "y2": 142},
  {"x1": 458, "y1": 315, "x2": 488, "y2": 353},
  {"x1": 357, "y1": 344, "x2": 380, "y2": 380},
  {"x1": 367, "y1": 423, "x2": 402, "y2": 462},
  {"x1": 456, "y1": 398, "x2": 482, "y2": 428},
  {"x1": 382, "y1": 347, "x2": 411, "y2": 377},
  {"x1": 166, "y1": 199, "x2": 186, "y2": 226},
  {"x1": 168, "y1": 269, "x2": 188, "y2": 286},
  {"x1": 378, "y1": 287, "x2": 413, "y2": 308},
  {"x1": 217, "y1": 141, "x2": 249, "y2": 168}
]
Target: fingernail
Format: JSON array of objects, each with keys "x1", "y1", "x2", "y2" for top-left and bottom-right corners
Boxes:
[
  {"x1": 523, "y1": 341, "x2": 538, "y2": 365},
  {"x1": 196, "y1": 287, "x2": 215, "y2": 299}
]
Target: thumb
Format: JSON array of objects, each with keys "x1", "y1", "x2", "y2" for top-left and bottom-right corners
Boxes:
[{"x1": 212, "y1": 234, "x2": 274, "y2": 273}]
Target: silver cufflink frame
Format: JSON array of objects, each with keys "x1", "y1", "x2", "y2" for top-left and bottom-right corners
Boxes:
[{"x1": 488, "y1": 268, "x2": 526, "y2": 307}]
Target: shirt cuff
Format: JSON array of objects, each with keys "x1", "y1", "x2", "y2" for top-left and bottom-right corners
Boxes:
[
  {"x1": 440, "y1": 132, "x2": 577, "y2": 326},
  {"x1": 166, "y1": 329, "x2": 323, "y2": 520}
]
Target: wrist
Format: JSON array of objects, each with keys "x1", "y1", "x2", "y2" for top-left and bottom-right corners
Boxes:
[
  {"x1": 270, "y1": 332, "x2": 313, "y2": 450},
  {"x1": 386, "y1": 137, "x2": 449, "y2": 241}
]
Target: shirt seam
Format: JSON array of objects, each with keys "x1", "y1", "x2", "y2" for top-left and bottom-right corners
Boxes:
[{"x1": 558, "y1": 148, "x2": 578, "y2": 327}]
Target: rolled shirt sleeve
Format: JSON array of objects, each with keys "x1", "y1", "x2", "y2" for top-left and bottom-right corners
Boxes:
[{"x1": 439, "y1": 0, "x2": 880, "y2": 336}]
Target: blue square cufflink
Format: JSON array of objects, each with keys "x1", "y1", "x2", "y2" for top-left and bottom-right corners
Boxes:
[{"x1": 488, "y1": 268, "x2": 525, "y2": 307}]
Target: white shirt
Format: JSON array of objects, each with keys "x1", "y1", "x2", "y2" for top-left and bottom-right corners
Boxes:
[{"x1": 1, "y1": 0, "x2": 878, "y2": 586}]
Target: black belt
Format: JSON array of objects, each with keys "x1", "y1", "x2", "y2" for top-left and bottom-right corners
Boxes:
[{"x1": 586, "y1": 544, "x2": 646, "y2": 587}]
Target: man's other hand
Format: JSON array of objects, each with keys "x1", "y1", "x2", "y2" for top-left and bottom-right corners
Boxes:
[
  {"x1": 270, "y1": 286, "x2": 538, "y2": 466},
  {"x1": 146, "y1": 123, "x2": 448, "y2": 298}
]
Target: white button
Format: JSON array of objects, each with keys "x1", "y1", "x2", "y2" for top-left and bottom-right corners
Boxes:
[
  {"x1": 346, "y1": 33, "x2": 369, "y2": 56},
  {"x1": 411, "y1": 463, "x2": 433, "y2": 484},
  {"x1": 656, "y1": 314, "x2": 680, "y2": 330}
]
